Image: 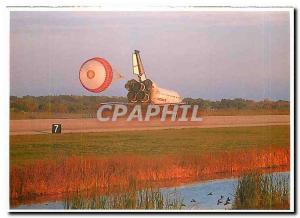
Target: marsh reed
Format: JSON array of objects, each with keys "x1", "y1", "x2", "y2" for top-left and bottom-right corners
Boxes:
[
  {"x1": 233, "y1": 172, "x2": 290, "y2": 209},
  {"x1": 10, "y1": 147, "x2": 289, "y2": 207}
]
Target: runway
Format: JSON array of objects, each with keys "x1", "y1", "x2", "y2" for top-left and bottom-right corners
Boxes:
[{"x1": 10, "y1": 115, "x2": 290, "y2": 135}]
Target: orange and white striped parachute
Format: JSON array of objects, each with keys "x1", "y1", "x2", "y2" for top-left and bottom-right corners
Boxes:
[{"x1": 79, "y1": 57, "x2": 123, "y2": 93}]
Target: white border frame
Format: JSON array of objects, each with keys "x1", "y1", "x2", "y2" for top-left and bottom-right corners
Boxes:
[{"x1": 5, "y1": 6, "x2": 295, "y2": 213}]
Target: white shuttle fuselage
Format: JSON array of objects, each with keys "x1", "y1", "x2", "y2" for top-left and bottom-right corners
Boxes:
[
  {"x1": 127, "y1": 50, "x2": 182, "y2": 104},
  {"x1": 150, "y1": 83, "x2": 182, "y2": 104}
]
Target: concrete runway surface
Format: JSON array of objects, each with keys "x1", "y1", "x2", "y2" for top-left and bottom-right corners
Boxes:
[{"x1": 10, "y1": 115, "x2": 290, "y2": 135}]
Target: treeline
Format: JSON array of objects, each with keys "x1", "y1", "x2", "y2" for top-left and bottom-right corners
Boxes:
[
  {"x1": 10, "y1": 95, "x2": 127, "y2": 114},
  {"x1": 10, "y1": 95, "x2": 289, "y2": 114},
  {"x1": 183, "y1": 98, "x2": 289, "y2": 111}
]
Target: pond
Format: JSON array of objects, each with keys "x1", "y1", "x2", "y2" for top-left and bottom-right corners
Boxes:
[{"x1": 14, "y1": 171, "x2": 289, "y2": 210}]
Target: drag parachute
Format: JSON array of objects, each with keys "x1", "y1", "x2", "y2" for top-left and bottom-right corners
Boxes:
[{"x1": 79, "y1": 57, "x2": 123, "y2": 93}]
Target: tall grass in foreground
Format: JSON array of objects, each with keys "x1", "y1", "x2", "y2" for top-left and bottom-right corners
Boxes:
[
  {"x1": 10, "y1": 147, "x2": 289, "y2": 207},
  {"x1": 64, "y1": 188, "x2": 183, "y2": 210},
  {"x1": 233, "y1": 173, "x2": 289, "y2": 210}
]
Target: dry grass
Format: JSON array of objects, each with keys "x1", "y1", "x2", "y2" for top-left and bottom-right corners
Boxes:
[
  {"x1": 10, "y1": 147, "x2": 289, "y2": 207},
  {"x1": 233, "y1": 172, "x2": 290, "y2": 210},
  {"x1": 64, "y1": 187, "x2": 184, "y2": 210}
]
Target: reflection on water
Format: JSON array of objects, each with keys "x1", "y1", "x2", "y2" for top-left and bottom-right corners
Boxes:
[{"x1": 14, "y1": 172, "x2": 289, "y2": 210}]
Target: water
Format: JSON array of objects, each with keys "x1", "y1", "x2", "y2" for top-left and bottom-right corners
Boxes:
[
  {"x1": 16, "y1": 201, "x2": 64, "y2": 210},
  {"x1": 161, "y1": 178, "x2": 238, "y2": 210},
  {"x1": 13, "y1": 172, "x2": 289, "y2": 210}
]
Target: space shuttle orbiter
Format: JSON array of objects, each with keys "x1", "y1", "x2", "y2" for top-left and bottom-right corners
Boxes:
[
  {"x1": 79, "y1": 50, "x2": 182, "y2": 105},
  {"x1": 125, "y1": 50, "x2": 182, "y2": 104}
]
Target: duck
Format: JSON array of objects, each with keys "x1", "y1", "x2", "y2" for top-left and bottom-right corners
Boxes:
[
  {"x1": 224, "y1": 197, "x2": 231, "y2": 205},
  {"x1": 224, "y1": 201, "x2": 231, "y2": 206}
]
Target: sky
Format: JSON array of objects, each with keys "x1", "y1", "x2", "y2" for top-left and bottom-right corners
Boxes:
[{"x1": 10, "y1": 11, "x2": 291, "y2": 100}]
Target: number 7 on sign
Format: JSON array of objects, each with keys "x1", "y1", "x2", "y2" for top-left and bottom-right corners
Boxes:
[{"x1": 52, "y1": 124, "x2": 62, "y2": 134}]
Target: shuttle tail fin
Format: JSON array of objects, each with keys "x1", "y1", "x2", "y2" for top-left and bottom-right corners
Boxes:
[{"x1": 132, "y1": 50, "x2": 147, "y2": 82}]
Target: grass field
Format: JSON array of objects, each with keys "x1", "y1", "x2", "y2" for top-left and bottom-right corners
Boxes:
[
  {"x1": 10, "y1": 125, "x2": 289, "y2": 166},
  {"x1": 10, "y1": 125, "x2": 290, "y2": 208}
]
